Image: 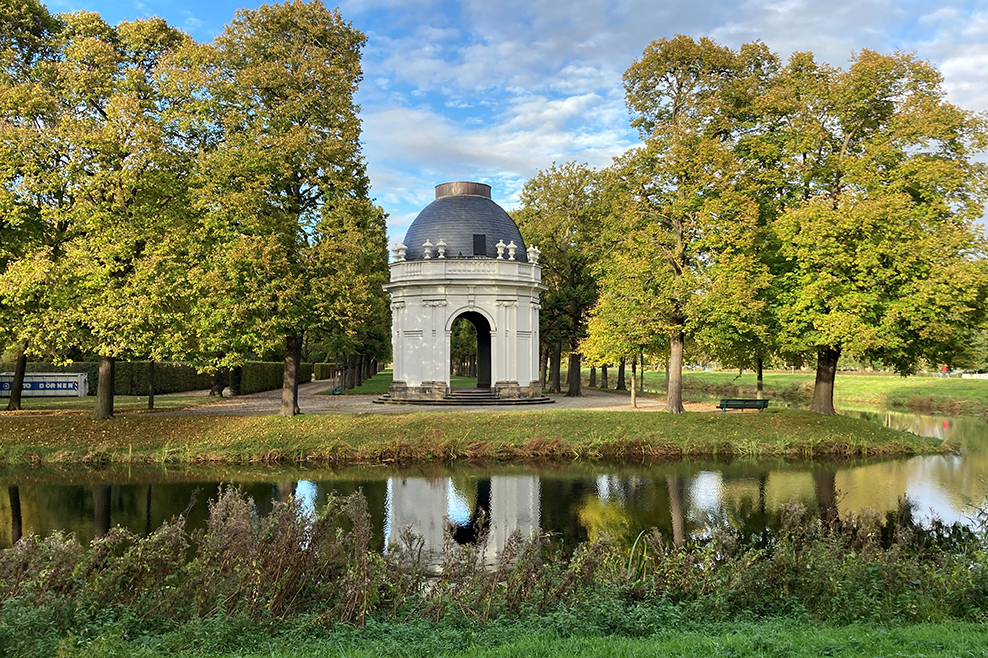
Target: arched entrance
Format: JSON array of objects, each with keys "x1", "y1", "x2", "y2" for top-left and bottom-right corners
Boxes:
[{"x1": 449, "y1": 311, "x2": 491, "y2": 390}]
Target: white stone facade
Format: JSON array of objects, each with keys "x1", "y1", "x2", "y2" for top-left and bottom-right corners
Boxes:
[{"x1": 383, "y1": 258, "x2": 547, "y2": 400}]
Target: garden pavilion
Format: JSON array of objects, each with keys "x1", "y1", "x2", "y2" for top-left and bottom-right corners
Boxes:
[{"x1": 380, "y1": 182, "x2": 550, "y2": 404}]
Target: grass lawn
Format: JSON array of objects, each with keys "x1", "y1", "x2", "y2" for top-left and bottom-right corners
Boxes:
[
  {"x1": 318, "y1": 369, "x2": 477, "y2": 395},
  {"x1": 53, "y1": 621, "x2": 988, "y2": 658},
  {"x1": 0, "y1": 406, "x2": 944, "y2": 466},
  {"x1": 574, "y1": 367, "x2": 988, "y2": 414},
  {"x1": 0, "y1": 394, "x2": 219, "y2": 414}
]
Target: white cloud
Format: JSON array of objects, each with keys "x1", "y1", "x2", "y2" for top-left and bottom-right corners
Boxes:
[{"x1": 351, "y1": 0, "x2": 988, "y2": 230}]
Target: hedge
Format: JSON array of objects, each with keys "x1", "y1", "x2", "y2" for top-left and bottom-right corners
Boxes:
[
  {"x1": 0, "y1": 361, "x2": 213, "y2": 396},
  {"x1": 0, "y1": 361, "x2": 310, "y2": 396},
  {"x1": 314, "y1": 363, "x2": 336, "y2": 380},
  {"x1": 238, "y1": 361, "x2": 312, "y2": 395}
]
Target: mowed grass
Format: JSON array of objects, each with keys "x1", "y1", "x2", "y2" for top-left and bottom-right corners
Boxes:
[
  {"x1": 0, "y1": 406, "x2": 944, "y2": 466},
  {"x1": 316, "y1": 369, "x2": 478, "y2": 395},
  {"x1": 62, "y1": 621, "x2": 988, "y2": 658},
  {"x1": 0, "y1": 394, "x2": 219, "y2": 414},
  {"x1": 578, "y1": 367, "x2": 988, "y2": 413}
]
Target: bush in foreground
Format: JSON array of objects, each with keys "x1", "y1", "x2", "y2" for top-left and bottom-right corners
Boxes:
[{"x1": 1, "y1": 488, "x2": 987, "y2": 656}]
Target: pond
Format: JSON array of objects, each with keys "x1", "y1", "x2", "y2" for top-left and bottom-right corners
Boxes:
[{"x1": 2, "y1": 407, "x2": 987, "y2": 552}]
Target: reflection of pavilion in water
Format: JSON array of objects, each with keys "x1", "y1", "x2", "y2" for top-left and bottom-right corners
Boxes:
[{"x1": 387, "y1": 476, "x2": 540, "y2": 560}]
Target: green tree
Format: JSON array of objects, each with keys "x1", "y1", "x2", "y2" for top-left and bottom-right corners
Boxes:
[
  {"x1": 0, "y1": 0, "x2": 62, "y2": 410},
  {"x1": 612, "y1": 35, "x2": 743, "y2": 413},
  {"x1": 688, "y1": 44, "x2": 791, "y2": 398},
  {"x1": 772, "y1": 50, "x2": 988, "y2": 414},
  {"x1": 516, "y1": 162, "x2": 604, "y2": 397},
  {"x1": 182, "y1": 1, "x2": 374, "y2": 416},
  {"x1": 1, "y1": 10, "x2": 190, "y2": 418}
]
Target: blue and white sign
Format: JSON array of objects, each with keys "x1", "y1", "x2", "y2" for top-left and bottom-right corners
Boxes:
[{"x1": 0, "y1": 372, "x2": 89, "y2": 397}]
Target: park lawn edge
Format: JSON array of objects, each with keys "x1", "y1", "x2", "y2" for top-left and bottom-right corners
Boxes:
[
  {"x1": 0, "y1": 408, "x2": 946, "y2": 467},
  {"x1": 51, "y1": 620, "x2": 988, "y2": 658}
]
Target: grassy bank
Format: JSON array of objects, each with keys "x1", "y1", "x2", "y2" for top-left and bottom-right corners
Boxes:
[{"x1": 0, "y1": 407, "x2": 944, "y2": 466}]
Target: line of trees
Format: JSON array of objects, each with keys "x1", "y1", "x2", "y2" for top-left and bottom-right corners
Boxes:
[
  {"x1": 521, "y1": 36, "x2": 988, "y2": 414},
  {"x1": 0, "y1": 0, "x2": 391, "y2": 417}
]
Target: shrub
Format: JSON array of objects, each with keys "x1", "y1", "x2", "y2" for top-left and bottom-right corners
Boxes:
[{"x1": 3, "y1": 490, "x2": 988, "y2": 657}]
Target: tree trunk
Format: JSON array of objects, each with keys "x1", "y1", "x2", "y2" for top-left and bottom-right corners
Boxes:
[
  {"x1": 355, "y1": 354, "x2": 364, "y2": 387},
  {"x1": 565, "y1": 350, "x2": 582, "y2": 397},
  {"x1": 616, "y1": 358, "x2": 626, "y2": 390},
  {"x1": 664, "y1": 357, "x2": 670, "y2": 392},
  {"x1": 147, "y1": 359, "x2": 155, "y2": 410},
  {"x1": 93, "y1": 355, "x2": 115, "y2": 420},
  {"x1": 589, "y1": 366, "x2": 596, "y2": 388},
  {"x1": 8, "y1": 486, "x2": 21, "y2": 544},
  {"x1": 280, "y1": 334, "x2": 302, "y2": 417},
  {"x1": 810, "y1": 346, "x2": 840, "y2": 415},
  {"x1": 667, "y1": 331, "x2": 685, "y2": 414},
  {"x1": 539, "y1": 345, "x2": 548, "y2": 388},
  {"x1": 346, "y1": 354, "x2": 357, "y2": 389},
  {"x1": 210, "y1": 370, "x2": 225, "y2": 397},
  {"x1": 601, "y1": 365, "x2": 608, "y2": 389},
  {"x1": 639, "y1": 353, "x2": 645, "y2": 393},
  {"x1": 630, "y1": 355, "x2": 637, "y2": 408},
  {"x1": 756, "y1": 356, "x2": 764, "y2": 400},
  {"x1": 6, "y1": 340, "x2": 27, "y2": 411},
  {"x1": 93, "y1": 485, "x2": 111, "y2": 539},
  {"x1": 549, "y1": 341, "x2": 562, "y2": 393}
]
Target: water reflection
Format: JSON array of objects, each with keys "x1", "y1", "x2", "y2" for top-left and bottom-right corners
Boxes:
[{"x1": 1, "y1": 408, "x2": 987, "y2": 553}]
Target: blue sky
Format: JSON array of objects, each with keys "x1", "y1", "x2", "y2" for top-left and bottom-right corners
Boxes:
[{"x1": 39, "y1": 0, "x2": 988, "y2": 242}]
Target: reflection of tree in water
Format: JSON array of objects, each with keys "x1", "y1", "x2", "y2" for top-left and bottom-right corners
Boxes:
[
  {"x1": 313, "y1": 481, "x2": 388, "y2": 553},
  {"x1": 539, "y1": 479, "x2": 591, "y2": 548},
  {"x1": 93, "y1": 485, "x2": 111, "y2": 538},
  {"x1": 814, "y1": 471, "x2": 839, "y2": 527},
  {"x1": 8, "y1": 486, "x2": 21, "y2": 544}
]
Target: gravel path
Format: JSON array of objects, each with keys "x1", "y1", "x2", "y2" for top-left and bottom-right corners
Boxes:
[{"x1": 161, "y1": 381, "x2": 715, "y2": 416}]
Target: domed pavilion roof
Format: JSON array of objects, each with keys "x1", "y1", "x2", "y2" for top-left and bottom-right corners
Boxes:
[{"x1": 402, "y1": 182, "x2": 528, "y2": 262}]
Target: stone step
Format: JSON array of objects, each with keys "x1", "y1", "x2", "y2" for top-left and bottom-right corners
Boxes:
[{"x1": 374, "y1": 394, "x2": 553, "y2": 406}]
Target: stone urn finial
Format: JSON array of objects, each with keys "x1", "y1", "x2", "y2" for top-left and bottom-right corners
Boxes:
[
  {"x1": 527, "y1": 245, "x2": 540, "y2": 264},
  {"x1": 436, "y1": 238, "x2": 446, "y2": 259},
  {"x1": 422, "y1": 239, "x2": 433, "y2": 259},
  {"x1": 496, "y1": 239, "x2": 506, "y2": 260},
  {"x1": 397, "y1": 243, "x2": 407, "y2": 261},
  {"x1": 507, "y1": 240, "x2": 517, "y2": 261}
]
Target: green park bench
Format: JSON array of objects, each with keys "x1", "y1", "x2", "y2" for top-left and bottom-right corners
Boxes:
[{"x1": 718, "y1": 398, "x2": 769, "y2": 412}]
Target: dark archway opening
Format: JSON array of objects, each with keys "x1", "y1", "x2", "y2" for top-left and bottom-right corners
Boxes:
[{"x1": 450, "y1": 312, "x2": 491, "y2": 389}]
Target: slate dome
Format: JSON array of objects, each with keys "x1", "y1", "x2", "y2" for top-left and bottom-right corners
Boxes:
[{"x1": 402, "y1": 182, "x2": 527, "y2": 262}]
